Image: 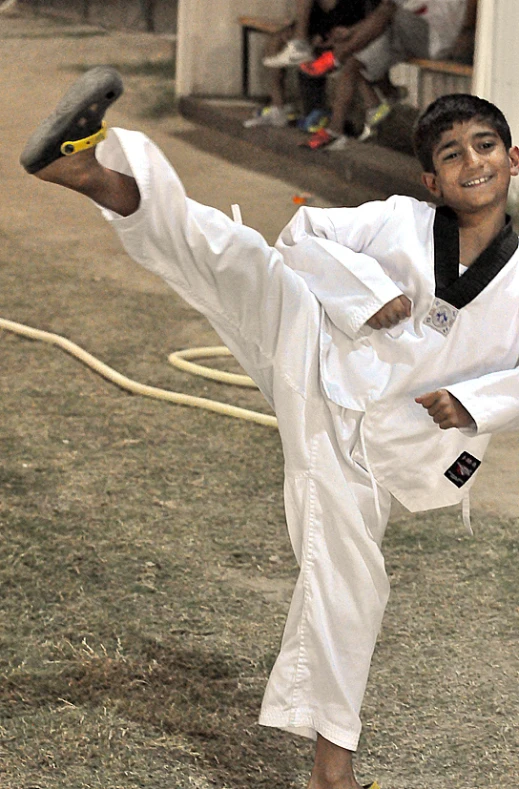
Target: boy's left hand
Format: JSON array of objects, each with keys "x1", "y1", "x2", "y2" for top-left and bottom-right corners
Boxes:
[{"x1": 415, "y1": 390, "x2": 474, "y2": 430}]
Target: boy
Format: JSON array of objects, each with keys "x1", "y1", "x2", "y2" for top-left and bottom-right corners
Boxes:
[{"x1": 20, "y1": 68, "x2": 519, "y2": 788}]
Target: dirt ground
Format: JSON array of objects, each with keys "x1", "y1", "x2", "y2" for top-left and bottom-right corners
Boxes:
[{"x1": 0, "y1": 9, "x2": 518, "y2": 789}]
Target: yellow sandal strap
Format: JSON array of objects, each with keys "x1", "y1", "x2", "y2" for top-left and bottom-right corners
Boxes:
[{"x1": 60, "y1": 121, "x2": 107, "y2": 156}]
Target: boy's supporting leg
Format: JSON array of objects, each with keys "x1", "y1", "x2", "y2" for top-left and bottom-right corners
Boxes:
[
  {"x1": 308, "y1": 735, "x2": 361, "y2": 789},
  {"x1": 33, "y1": 148, "x2": 140, "y2": 217}
]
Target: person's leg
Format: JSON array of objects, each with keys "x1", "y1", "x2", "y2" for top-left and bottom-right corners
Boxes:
[
  {"x1": 270, "y1": 70, "x2": 286, "y2": 109},
  {"x1": 263, "y1": 0, "x2": 315, "y2": 67},
  {"x1": 300, "y1": 54, "x2": 364, "y2": 148},
  {"x1": 327, "y1": 56, "x2": 363, "y2": 135},
  {"x1": 298, "y1": 71, "x2": 329, "y2": 119},
  {"x1": 260, "y1": 397, "x2": 391, "y2": 787},
  {"x1": 34, "y1": 148, "x2": 140, "y2": 216},
  {"x1": 308, "y1": 736, "x2": 360, "y2": 789},
  {"x1": 357, "y1": 75, "x2": 381, "y2": 113},
  {"x1": 355, "y1": 75, "x2": 393, "y2": 142},
  {"x1": 267, "y1": 26, "x2": 292, "y2": 107},
  {"x1": 20, "y1": 65, "x2": 139, "y2": 214},
  {"x1": 293, "y1": 0, "x2": 316, "y2": 41},
  {"x1": 245, "y1": 26, "x2": 294, "y2": 126}
]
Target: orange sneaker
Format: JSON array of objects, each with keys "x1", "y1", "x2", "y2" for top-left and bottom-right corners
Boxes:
[
  {"x1": 299, "y1": 127, "x2": 350, "y2": 150},
  {"x1": 299, "y1": 49, "x2": 339, "y2": 77}
]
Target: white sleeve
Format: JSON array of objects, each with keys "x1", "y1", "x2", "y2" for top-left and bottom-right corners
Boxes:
[
  {"x1": 445, "y1": 366, "x2": 519, "y2": 435},
  {"x1": 275, "y1": 202, "x2": 404, "y2": 338}
]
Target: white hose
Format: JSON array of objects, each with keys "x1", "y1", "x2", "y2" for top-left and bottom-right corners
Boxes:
[
  {"x1": 0, "y1": 317, "x2": 278, "y2": 429},
  {"x1": 168, "y1": 346, "x2": 256, "y2": 388}
]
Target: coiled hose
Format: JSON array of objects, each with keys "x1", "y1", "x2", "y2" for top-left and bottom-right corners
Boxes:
[{"x1": 0, "y1": 317, "x2": 278, "y2": 429}]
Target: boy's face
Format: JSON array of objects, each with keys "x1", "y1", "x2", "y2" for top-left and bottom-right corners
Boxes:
[{"x1": 421, "y1": 119, "x2": 519, "y2": 216}]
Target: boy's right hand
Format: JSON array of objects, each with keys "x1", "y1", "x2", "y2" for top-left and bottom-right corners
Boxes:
[{"x1": 365, "y1": 295, "x2": 412, "y2": 330}]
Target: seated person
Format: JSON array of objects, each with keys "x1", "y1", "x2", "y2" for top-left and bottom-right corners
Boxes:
[
  {"x1": 299, "y1": 0, "x2": 478, "y2": 149},
  {"x1": 245, "y1": 0, "x2": 376, "y2": 128},
  {"x1": 262, "y1": 0, "x2": 378, "y2": 68}
]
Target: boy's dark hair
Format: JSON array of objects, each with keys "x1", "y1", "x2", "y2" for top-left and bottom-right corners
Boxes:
[{"x1": 413, "y1": 93, "x2": 512, "y2": 172}]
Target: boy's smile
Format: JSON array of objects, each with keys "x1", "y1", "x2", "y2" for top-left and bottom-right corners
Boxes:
[{"x1": 421, "y1": 119, "x2": 519, "y2": 217}]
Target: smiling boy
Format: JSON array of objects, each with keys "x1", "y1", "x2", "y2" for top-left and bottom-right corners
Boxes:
[{"x1": 20, "y1": 76, "x2": 519, "y2": 788}]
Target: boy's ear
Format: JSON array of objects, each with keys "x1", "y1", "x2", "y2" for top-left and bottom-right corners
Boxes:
[
  {"x1": 509, "y1": 145, "x2": 519, "y2": 176},
  {"x1": 421, "y1": 171, "x2": 441, "y2": 197}
]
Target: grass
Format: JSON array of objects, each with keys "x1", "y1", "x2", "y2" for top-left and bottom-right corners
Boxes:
[
  {"x1": 1, "y1": 13, "x2": 518, "y2": 783},
  {"x1": 0, "y1": 240, "x2": 518, "y2": 789}
]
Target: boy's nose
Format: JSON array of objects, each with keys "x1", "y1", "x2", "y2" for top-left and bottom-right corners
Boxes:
[{"x1": 463, "y1": 147, "x2": 484, "y2": 167}]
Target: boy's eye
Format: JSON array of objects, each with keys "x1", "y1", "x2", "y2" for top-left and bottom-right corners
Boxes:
[{"x1": 442, "y1": 150, "x2": 459, "y2": 161}]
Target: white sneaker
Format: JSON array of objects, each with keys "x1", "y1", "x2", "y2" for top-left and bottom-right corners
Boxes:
[
  {"x1": 263, "y1": 39, "x2": 313, "y2": 68},
  {"x1": 243, "y1": 105, "x2": 288, "y2": 128}
]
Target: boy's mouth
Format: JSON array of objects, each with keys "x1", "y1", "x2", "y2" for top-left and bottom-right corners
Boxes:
[{"x1": 462, "y1": 174, "x2": 493, "y2": 188}]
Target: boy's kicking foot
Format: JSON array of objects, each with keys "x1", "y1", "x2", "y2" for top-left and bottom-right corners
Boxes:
[{"x1": 20, "y1": 65, "x2": 139, "y2": 216}]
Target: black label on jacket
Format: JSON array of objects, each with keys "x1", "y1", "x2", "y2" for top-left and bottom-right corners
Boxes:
[{"x1": 444, "y1": 452, "x2": 481, "y2": 488}]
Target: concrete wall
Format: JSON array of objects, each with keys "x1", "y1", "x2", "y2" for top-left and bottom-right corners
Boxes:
[
  {"x1": 473, "y1": 0, "x2": 518, "y2": 137},
  {"x1": 176, "y1": 0, "x2": 294, "y2": 97},
  {"x1": 24, "y1": 0, "x2": 177, "y2": 33},
  {"x1": 472, "y1": 0, "x2": 519, "y2": 205}
]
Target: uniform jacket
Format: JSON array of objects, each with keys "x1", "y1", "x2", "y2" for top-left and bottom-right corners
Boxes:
[
  {"x1": 100, "y1": 131, "x2": 519, "y2": 514},
  {"x1": 277, "y1": 195, "x2": 519, "y2": 510}
]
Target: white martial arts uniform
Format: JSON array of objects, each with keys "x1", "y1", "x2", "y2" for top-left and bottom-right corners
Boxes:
[{"x1": 96, "y1": 128, "x2": 519, "y2": 751}]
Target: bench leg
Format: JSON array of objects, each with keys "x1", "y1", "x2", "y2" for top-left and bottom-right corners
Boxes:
[{"x1": 242, "y1": 26, "x2": 251, "y2": 97}]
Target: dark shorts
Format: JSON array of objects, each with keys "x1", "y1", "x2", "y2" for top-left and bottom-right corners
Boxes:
[{"x1": 309, "y1": 0, "x2": 380, "y2": 39}]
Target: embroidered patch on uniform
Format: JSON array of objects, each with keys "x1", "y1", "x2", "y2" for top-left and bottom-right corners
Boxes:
[
  {"x1": 444, "y1": 452, "x2": 481, "y2": 488},
  {"x1": 424, "y1": 298, "x2": 459, "y2": 336}
]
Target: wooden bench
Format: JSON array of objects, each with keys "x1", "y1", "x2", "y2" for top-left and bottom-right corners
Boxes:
[
  {"x1": 237, "y1": 16, "x2": 474, "y2": 106},
  {"x1": 408, "y1": 58, "x2": 473, "y2": 77},
  {"x1": 397, "y1": 58, "x2": 473, "y2": 109},
  {"x1": 237, "y1": 15, "x2": 291, "y2": 97}
]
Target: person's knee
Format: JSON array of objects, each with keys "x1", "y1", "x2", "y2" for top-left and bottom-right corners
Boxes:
[
  {"x1": 346, "y1": 56, "x2": 363, "y2": 74},
  {"x1": 316, "y1": 0, "x2": 338, "y2": 12},
  {"x1": 336, "y1": 55, "x2": 362, "y2": 82},
  {"x1": 265, "y1": 23, "x2": 296, "y2": 56}
]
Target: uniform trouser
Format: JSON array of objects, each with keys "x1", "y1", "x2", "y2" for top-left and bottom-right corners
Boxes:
[{"x1": 96, "y1": 128, "x2": 392, "y2": 751}]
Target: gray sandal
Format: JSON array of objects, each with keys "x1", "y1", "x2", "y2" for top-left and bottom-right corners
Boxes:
[{"x1": 20, "y1": 66, "x2": 123, "y2": 174}]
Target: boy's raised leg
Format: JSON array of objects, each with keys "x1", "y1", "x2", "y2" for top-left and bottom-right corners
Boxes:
[{"x1": 34, "y1": 148, "x2": 140, "y2": 217}]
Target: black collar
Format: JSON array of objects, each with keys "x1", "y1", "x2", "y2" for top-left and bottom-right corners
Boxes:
[{"x1": 433, "y1": 205, "x2": 518, "y2": 309}]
